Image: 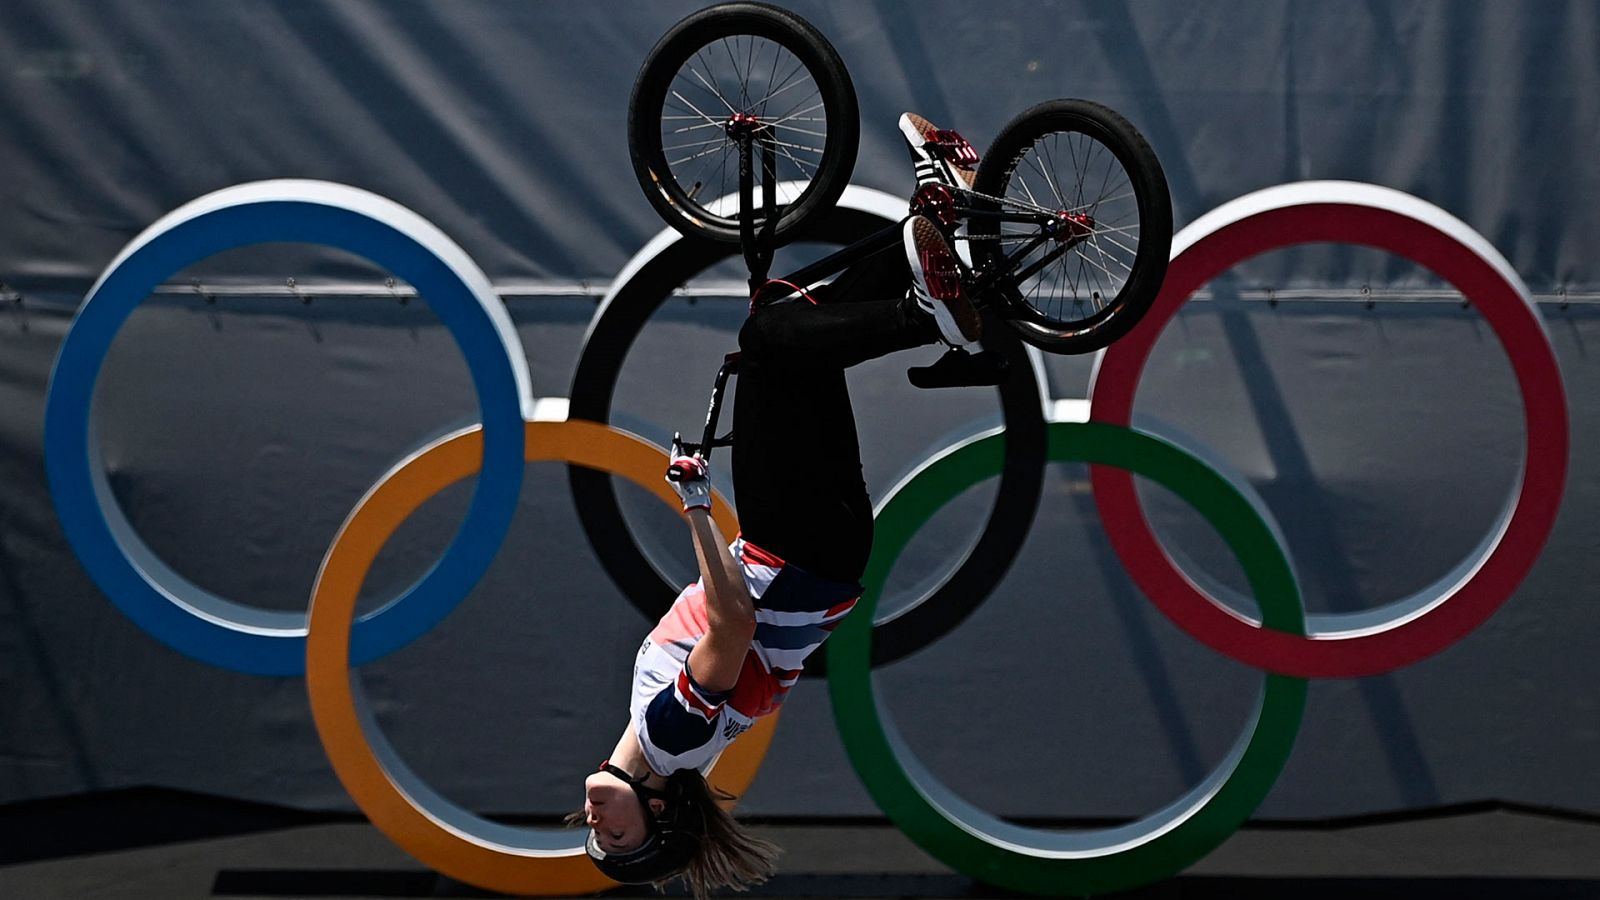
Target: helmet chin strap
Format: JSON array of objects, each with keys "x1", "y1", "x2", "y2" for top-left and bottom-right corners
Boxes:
[{"x1": 599, "y1": 760, "x2": 670, "y2": 810}]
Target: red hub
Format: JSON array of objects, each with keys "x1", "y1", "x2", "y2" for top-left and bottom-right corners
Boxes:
[
  {"x1": 1053, "y1": 210, "x2": 1095, "y2": 246},
  {"x1": 725, "y1": 112, "x2": 763, "y2": 137}
]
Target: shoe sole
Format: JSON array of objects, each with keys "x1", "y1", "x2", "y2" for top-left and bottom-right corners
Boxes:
[
  {"x1": 899, "y1": 113, "x2": 976, "y2": 189},
  {"x1": 905, "y1": 217, "x2": 981, "y2": 344}
]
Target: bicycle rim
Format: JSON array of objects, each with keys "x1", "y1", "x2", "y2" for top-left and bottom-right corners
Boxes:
[
  {"x1": 658, "y1": 35, "x2": 828, "y2": 214},
  {"x1": 994, "y1": 128, "x2": 1145, "y2": 333}
]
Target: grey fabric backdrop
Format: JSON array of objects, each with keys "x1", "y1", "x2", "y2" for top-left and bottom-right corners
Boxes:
[{"x1": 1, "y1": 1, "x2": 1597, "y2": 820}]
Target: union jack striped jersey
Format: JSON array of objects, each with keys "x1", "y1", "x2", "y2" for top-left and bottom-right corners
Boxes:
[{"x1": 631, "y1": 536, "x2": 861, "y2": 775}]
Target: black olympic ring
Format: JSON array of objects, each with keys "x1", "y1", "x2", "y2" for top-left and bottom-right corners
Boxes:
[{"x1": 566, "y1": 204, "x2": 1047, "y2": 673}]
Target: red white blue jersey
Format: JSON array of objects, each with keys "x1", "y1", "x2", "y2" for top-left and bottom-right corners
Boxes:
[{"x1": 631, "y1": 536, "x2": 860, "y2": 775}]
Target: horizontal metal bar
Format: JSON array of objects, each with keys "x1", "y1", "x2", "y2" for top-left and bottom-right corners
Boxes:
[{"x1": 6, "y1": 279, "x2": 1593, "y2": 307}]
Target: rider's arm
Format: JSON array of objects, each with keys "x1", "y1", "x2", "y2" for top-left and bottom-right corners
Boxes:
[
  {"x1": 684, "y1": 507, "x2": 754, "y2": 693},
  {"x1": 665, "y1": 451, "x2": 754, "y2": 694}
]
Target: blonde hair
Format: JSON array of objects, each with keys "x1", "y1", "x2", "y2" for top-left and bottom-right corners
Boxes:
[{"x1": 669, "y1": 770, "x2": 781, "y2": 898}]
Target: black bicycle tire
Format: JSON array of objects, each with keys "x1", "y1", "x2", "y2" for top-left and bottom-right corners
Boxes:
[
  {"x1": 628, "y1": 1, "x2": 859, "y2": 246},
  {"x1": 566, "y1": 209, "x2": 1047, "y2": 674},
  {"x1": 971, "y1": 99, "x2": 1172, "y2": 354}
]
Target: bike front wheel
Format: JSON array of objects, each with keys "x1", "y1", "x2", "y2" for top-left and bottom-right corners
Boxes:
[
  {"x1": 968, "y1": 99, "x2": 1172, "y2": 354},
  {"x1": 628, "y1": 1, "x2": 860, "y2": 246}
]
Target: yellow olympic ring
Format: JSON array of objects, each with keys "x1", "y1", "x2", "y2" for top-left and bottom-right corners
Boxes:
[{"x1": 305, "y1": 418, "x2": 777, "y2": 896}]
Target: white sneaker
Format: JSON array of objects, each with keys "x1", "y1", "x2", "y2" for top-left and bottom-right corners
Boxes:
[
  {"x1": 899, "y1": 112, "x2": 978, "y2": 190},
  {"x1": 904, "y1": 215, "x2": 981, "y2": 347}
]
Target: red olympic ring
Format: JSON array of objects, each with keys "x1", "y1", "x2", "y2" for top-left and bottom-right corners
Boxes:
[{"x1": 1088, "y1": 181, "x2": 1568, "y2": 678}]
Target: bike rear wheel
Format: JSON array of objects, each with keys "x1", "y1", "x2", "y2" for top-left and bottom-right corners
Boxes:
[
  {"x1": 968, "y1": 99, "x2": 1172, "y2": 354},
  {"x1": 628, "y1": 2, "x2": 859, "y2": 246}
]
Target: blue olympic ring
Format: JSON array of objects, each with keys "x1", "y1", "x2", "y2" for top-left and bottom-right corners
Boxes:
[{"x1": 43, "y1": 181, "x2": 532, "y2": 675}]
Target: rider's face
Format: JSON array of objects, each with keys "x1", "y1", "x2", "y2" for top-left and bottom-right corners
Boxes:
[{"x1": 584, "y1": 771, "x2": 659, "y2": 854}]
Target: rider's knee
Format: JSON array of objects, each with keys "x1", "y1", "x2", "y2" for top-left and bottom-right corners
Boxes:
[
  {"x1": 737, "y1": 311, "x2": 778, "y2": 361},
  {"x1": 737, "y1": 314, "x2": 762, "y2": 354}
]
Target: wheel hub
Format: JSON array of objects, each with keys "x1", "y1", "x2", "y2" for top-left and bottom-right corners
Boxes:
[
  {"x1": 725, "y1": 111, "x2": 764, "y2": 137},
  {"x1": 1048, "y1": 210, "x2": 1095, "y2": 247}
]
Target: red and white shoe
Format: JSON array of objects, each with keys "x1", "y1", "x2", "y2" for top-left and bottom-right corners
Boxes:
[
  {"x1": 904, "y1": 215, "x2": 981, "y2": 347},
  {"x1": 899, "y1": 112, "x2": 979, "y2": 190}
]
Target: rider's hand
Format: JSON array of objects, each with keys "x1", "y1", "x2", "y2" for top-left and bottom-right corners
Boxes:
[{"x1": 665, "y1": 448, "x2": 713, "y2": 512}]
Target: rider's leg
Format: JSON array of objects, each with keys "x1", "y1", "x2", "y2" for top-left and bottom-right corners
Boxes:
[
  {"x1": 739, "y1": 292, "x2": 938, "y2": 370},
  {"x1": 727, "y1": 217, "x2": 984, "y2": 579},
  {"x1": 731, "y1": 355, "x2": 872, "y2": 584},
  {"x1": 807, "y1": 242, "x2": 912, "y2": 305},
  {"x1": 730, "y1": 234, "x2": 947, "y2": 582},
  {"x1": 742, "y1": 214, "x2": 980, "y2": 368},
  {"x1": 754, "y1": 230, "x2": 909, "y2": 307},
  {"x1": 731, "y1": 283, "x2": 931, "y2": 582}
]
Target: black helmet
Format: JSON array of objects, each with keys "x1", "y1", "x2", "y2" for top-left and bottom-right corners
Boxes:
[{"x1": 584, "y1": 762, "x2": 706, "y2": 884}]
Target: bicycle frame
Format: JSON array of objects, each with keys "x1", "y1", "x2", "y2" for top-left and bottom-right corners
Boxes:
[
  {"x1": 733, "y1": 129, "x2": 1089, "y2": 315},
  {"x1": 688, "y1": 132, "x2": 1080, "y2": 461},
  {"x1": 764, "y1": 201, "x2": 1085, "y2": 308}
]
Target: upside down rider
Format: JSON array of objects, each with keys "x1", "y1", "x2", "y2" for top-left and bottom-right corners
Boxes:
[{"x1": 578, "y1": 113, "x2": 986, "y2": 897}]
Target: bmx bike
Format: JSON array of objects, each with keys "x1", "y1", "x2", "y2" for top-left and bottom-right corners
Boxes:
[{"x1": 628, "y1": 1, "x2": 1173, "y2": 457}]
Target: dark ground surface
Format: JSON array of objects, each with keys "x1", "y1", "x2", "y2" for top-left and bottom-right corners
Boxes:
[{"x1": 3, "y1": 793, "x2": 1599, "y2": 899}]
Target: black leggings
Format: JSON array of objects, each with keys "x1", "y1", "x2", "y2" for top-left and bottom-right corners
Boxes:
[{"x1": 730, "y1": 249, "x2": 937, "y2": 585}]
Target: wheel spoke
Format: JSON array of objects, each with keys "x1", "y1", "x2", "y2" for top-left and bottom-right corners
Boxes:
[
  {"x1": 1090, "y1": 148, "x2": 1116, "y2": 218},
  {"x1": 1030, "y1": 143, "x2": 1067, "y2": 209},
  {"x1": 1096, "y1": 231, "x2": 1140, "y2": 261},
  {"x1": 720, "y1": 37, "x2": 751, "y2": 109},
  {"x1": 1076, "y1": 237, "x2": 1126, "y2": 283},
  {"x1": 666, "y1": 121, "x2": 724, "y2": 136},
  {"x1": 770, "y1": 121, "x2": 827, "y2": 138},
  {"x1": 685, "y1": 56, "x2": 739, "y2": 115},
  {"x1": 759, "y1": 39, "x2": 784, "y2": 118},
  {"x1": 769, "y1": 139, "x2": 818, "y2": 179},
  {"x1": 1049, "y1": 253, "x2": 1075, "y2": 321},
  {"x1": 1064, "y1": 188, "x2": 1137, "y2": 213},
  {"x1": 1011, "y1": 169, "x2": 1043, "y2": 210},
  {"x1": 670, "y1": 142, "x2": 735, "y2": 166},
  {"x1": 652, "y1": 33, "x2": 840, "y2": 225},
  {"x1": 982, "y1": 125, "x2": 1150, "y2": 324},
  {"x1": 1087, "y1": 220, "x2": 1140, "y2": 239},
  {"x1": 662, "y1": 135, "x2": 728, "y2": 152},
  {"x1": 669, "y1": 90, "x2": 726, "y2": 129},
  {"x1": 1092, "y1": 171, "x2": 1132, "y2": 210},
  {"x1": 763, "y1": 136, "x2": 825, "y2": 155},
  {"x1": 758, "y1": 72, "x2": 819, "y2": 116},
  {"x1": 1060, "y1": 133, "x2": 1082, "y2": 209},
  {"x1": 744, "y1": 35, "x2": 756, "y2": 106}
]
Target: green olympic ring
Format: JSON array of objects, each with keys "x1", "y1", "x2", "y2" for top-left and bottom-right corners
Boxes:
[{"x1": 827, "y1": 421, "x2": 1308, "y2": 896}]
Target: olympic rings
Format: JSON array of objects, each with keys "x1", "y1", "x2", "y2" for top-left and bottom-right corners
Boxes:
[
  {"x1": 1088, "y1": 181, "x2": 1568, "y2": 677},
  {"x1": 47, "y1": 178, "x2": 1558, "y2": 897},
  {"x1": 43, "y1": 180, "x2": 533, "y2": 676},
  {"x1": 305, "y1": 418, "x2": 777, "y2": 897},
  {"x1": 827, "y1": 422, "x2": 1307, "y2": 897},
  {"x1": 568, "y1": 184, "x2": 1049, "y2": 674}
]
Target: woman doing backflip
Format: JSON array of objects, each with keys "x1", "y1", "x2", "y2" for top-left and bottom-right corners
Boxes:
[{"x1": 578, "y1": 114, "x2": 983, "y2": 897}]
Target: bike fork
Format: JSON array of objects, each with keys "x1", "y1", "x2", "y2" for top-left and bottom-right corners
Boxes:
[
  {"x1": 677, "y1": 351, "x2": 742, "y2": 463},
  {"x1": 734, "y1": 123, "x2": 779, "y2": 294},
  {"x1": 682, "y1": 121, "x2": 775, "y2": 463},
  {"x1": 679, "y1": 121, "x2": 775, "y2": 464}
]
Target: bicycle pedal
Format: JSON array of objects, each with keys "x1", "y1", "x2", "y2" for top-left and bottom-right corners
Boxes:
[{"x1": 907, "y1": 348, "x2": 1009, "y2": 389}]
